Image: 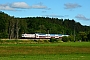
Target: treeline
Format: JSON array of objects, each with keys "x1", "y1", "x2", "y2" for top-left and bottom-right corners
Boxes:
[{"x1": 0, "y1": 11, "x2": 90, "y2": 41}]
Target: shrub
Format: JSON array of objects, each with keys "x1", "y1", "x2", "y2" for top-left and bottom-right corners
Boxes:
[
  {"x1": 62, "y1": 36, "x2": 69, "y2": 42},
  {"x1": 44, "y1": 40, "x2": 49, "y2": 43},
  {"x1": 49, "y1": 38, "x2": 58, "y2": 42}
]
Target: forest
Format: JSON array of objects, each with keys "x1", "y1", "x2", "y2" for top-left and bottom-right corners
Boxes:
[{"x1": 0, "y1": 11, "x2": 90, "y2": 42}]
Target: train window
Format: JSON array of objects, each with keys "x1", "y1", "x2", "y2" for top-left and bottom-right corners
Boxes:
[{"x1": 22, "y1": 34, "x2": 24, "y2": 36}]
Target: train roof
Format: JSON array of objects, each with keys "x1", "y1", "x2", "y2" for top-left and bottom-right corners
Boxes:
[{"x1": 35, "y1": 33, "x2": 62, "y2": 36}]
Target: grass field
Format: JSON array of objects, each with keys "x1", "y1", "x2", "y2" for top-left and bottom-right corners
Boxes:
[{"x1": 0, "y1": 42, "x2": 90, "y2": 60}]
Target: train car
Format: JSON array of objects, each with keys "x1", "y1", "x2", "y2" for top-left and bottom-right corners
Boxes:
[
  {"x1": 49, "y1": 34, "x2": 62, "y2": 38},
  {"x1": 62, "y1": 35, "x2": 69, "y2": 37},
  {"x1": 22, "y1": 34, "x2": 35, "y2": 38},
  {"x1": 35, "y1": 33, "x2": 51, "y2": 39}
]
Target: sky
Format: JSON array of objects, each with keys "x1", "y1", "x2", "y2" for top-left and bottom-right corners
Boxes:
[{"x1": 0, "y1": 0, "x2": 90, "y2": 26}]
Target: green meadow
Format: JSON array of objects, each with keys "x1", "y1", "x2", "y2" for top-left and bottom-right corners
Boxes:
[{"x1": 0, "y1": 42, "x2": 90, "y2": 60}]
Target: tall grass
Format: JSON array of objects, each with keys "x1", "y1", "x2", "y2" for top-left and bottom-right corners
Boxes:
[
  {"x1": 0, "y1": 42, "x2": 90, "y2": 60},
  {"x1": 0, "y1": 42, "x2": 90, "y2": 47},
  {"x1": 0, "y1": 43, "x2": 90, "y2": 56},
  {"x1": 0, "y1": 54, "x2": 90, "y2": 60}
]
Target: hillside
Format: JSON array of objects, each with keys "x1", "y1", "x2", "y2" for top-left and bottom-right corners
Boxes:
[{"x1": 0, "y1": 11, "x2": 90, "y2": 41}]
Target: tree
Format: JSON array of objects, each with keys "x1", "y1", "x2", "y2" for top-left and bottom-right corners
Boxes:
[
  {"x1": 87, "y1": 32, "x2": 90, "y2": 41},
  {"x1": 68, "y1": 35, "x2": 74, "y2": 42},
  {"x1": 62, "y1": 36, "x2": 69, "y2": 42},
  {"x1": 8, "y1": 17, "x2": 15, "y2": 39},
  {"x1": 0, "y1": 11, "x2": 90, "y2": 40},
  {"x1": 79, "y1": 32, "x2": 87, "y2": 41}
]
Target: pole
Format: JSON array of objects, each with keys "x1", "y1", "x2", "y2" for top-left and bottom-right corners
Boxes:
[{"x1": 74, "y1": 26, "x2": 75, "y2": 42}]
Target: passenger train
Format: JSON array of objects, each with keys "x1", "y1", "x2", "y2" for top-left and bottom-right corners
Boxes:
[{"x1": 22, "y1": 33, "x2": 69, "y2": 39}]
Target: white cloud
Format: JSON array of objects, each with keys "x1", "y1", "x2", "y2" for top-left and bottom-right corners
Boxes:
[
  {"x1": 32, "y1": 4, "x2": 46, "y2": 9},
  {"x1": 64, "y1": 3, "x2": 81, "y2": 10},
  {"x1": 43, "y1": 14, "x2": 68, "y2": 18},
  {"x1": 31, "y1": 3, "x2": 50, "y2": 10},
  {"x1": 0, "y1": 4, "x2": 15, "y2": 11},
  {"x1": 11, "y1": 2, "x2": 30, "y2": 9},
  {"x1": 0, "y1": 2, "x2": 50, "y2": 11},
  {"x1": 75, "y1": 14, "x2": 90, "y2": 20}
]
